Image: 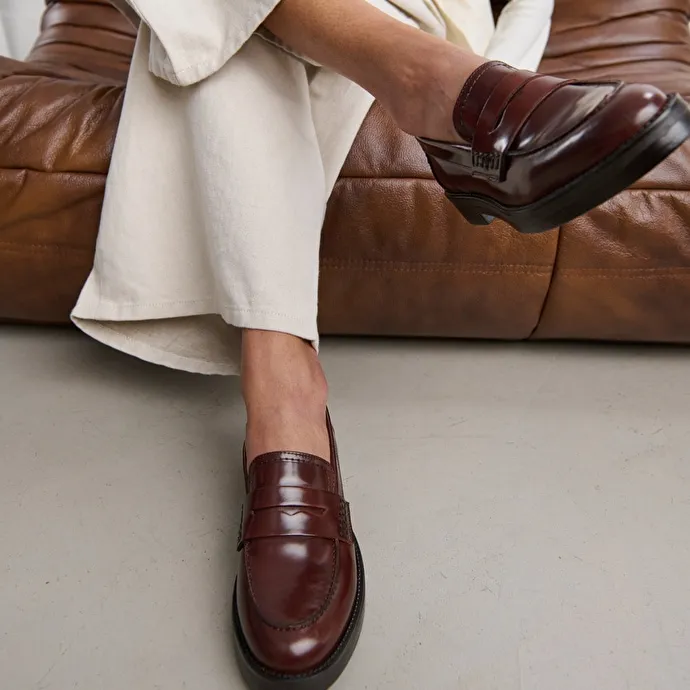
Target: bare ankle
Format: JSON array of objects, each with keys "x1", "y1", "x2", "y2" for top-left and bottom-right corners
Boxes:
[
  {"x1": 242, "y1": 331, "x2": 327, "y2": 407},
  {"x1": 381, "y1": 43, "x2": 485, "y2": 141},
  {"x1": 241, "y1": 330, "x2": 330, "y2": 463}
]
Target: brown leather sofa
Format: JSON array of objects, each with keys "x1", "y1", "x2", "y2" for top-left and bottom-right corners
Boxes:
[{"x1": 1, "y1": 0, "x2": 689, "y2": 341}]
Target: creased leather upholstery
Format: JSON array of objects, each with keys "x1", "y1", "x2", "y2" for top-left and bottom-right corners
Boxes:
[
  {"x1": 0, "y1": 0, "x2": 689, "y2": 341},
  {"x1": 533, "y1": 0, "x2": 690, "y2": 341}
]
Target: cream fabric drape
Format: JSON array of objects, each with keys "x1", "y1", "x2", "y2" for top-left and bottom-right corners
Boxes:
[
  {"x1": 73, "y1": 0, "x2": 449, "y2": 374},
  {"x1": 0, "y1": 19, "x2": 9, "y2": 57},
  {"x1": 72, "y1": 0, "x2": 552, "y2": 375},
  {"x1": 485, "y1": 0, "x2": 553, "y2": 70},
  {"x1": 0, "y1": 0, "x2": 45, "y2": 58}
]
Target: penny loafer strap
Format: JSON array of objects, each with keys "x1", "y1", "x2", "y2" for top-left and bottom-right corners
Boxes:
[
  {"x1": 471, "y1": 73, "x2": 577, "y2": 182},
  {"x1": 238, "y1": 487, "x2": 353, "y2": 549}
]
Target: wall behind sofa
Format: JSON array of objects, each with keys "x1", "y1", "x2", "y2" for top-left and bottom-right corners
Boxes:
[{"x1": 0, "y1": 0, "x2": 44, "y2": 58}]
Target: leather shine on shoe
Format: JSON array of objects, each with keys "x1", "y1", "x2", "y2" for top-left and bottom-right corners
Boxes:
[
  {"x1": 233, "y1": 412, "x2": 365, "y2": 690},
  {"x1": 418, "y1": 61, "x2": 690, "y2": 234}
]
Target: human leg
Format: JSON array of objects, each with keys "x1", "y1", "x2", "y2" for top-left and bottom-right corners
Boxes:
[
  {"x1": 242, "y1": 330, "x2": 330, "y2": 462},
  {"x1": 74, "y1": 1, "x2": 690, "y2": 687},
  {"x1": 263, "y1": 0, "x2": 485, "y2": 140},
  {"x1": 234, "y1": 0, "x2": 688, "y2": 455},
  {"x1": 72, "y1": 27, "x2": 377, "y2": 687},
  {"x1": 72, "y1": 28, "x2": 364, "y2": 375}
]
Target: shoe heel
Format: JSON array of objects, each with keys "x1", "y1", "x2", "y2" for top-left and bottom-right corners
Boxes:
[{"x1": 446, "y1": 193, "x2": 495, "y2": 226}]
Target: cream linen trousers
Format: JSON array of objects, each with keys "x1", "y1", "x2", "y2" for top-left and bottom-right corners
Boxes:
[{"x1": 72, "y1": 0, "x2": 549, "y2": 375}]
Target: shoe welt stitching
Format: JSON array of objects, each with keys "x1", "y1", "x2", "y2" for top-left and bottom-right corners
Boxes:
[
  {"x1": 234, "y1": 540, "x2": 365, "y2": 681},
  {"x1": 244, "y1": 539, "x2": 340, "y2": 632}
]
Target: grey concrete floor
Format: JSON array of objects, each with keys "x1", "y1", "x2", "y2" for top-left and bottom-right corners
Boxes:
[{"x1": 1, "y1": 327, "x2": 689, "y2": 690}]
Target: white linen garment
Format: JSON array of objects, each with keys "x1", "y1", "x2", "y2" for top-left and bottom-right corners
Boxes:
[
  {"x1": 485, "y1": 0, "x2": 554, "y2": 72},
  {"x1": 72, "y1": 0, "x2": 552, "y2": 375}
]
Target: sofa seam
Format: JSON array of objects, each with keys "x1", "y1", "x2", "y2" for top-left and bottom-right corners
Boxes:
[
  {"x1": 321, "y1": 258, "x2": 552, "y2": 269},
  {"x1": 321, "y1": 264, "x2": 551, "y2": 275},
  {"x1": 0, "y1": 166, "x2": 108, "y2": 176},
  {"x1": 529, "y1": 227, "x2": 563, "y2": 339},
  {"x1": 334, "y1": 177, "x2": 690, "y2": 190},
  {"x1": 559, "y1": 270, "x2": 690, "y2": 279},
  {"x1": 2, "y1": 243, "x2": 689, "y2": 278},
  {"x1": 0, "y1": 168, "x2": 687, "y2": 192},
  {"x1": 0, "y1": 241, "x2": 94, "y2": 254}
]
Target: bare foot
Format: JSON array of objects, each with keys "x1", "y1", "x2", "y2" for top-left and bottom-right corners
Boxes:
[{"x1": 241, "y1": 330, "x2": 330, "y2": 464}]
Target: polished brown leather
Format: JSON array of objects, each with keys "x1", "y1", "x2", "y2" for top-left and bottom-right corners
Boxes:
[
  {"x1": 236, "y1": 417, "x2": 358, "y2": 674},
  {"x1": 420, "y1": 63, "x2": 670, "y2": 206},
  {"x1": 1, "y1": 0, "x2": 690, "y2": 342}
]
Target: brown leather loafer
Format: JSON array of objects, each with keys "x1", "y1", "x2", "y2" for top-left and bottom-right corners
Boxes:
[
  {"x1": 233, "y1": 413, "x2": 365, "y2": 690},
  {"x1": 418, "y1": 61, "x2": 690, "y2": 234}
]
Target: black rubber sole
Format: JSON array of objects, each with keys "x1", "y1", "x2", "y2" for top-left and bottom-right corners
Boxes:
[
  {"x1": 447, "y1": 94, "x2": 690, "y2": 234},
  {"x1": 232, "y1": 539, "x2": 366, "y2": 690}
]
